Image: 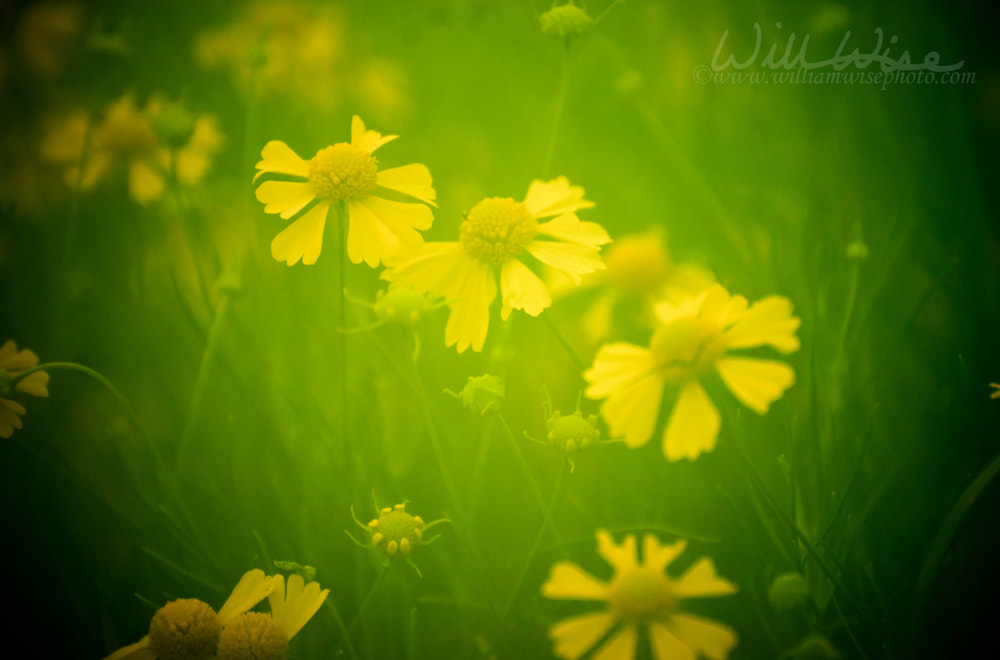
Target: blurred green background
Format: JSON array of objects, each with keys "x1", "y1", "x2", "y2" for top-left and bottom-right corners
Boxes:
[{"x1": 1, "y1": 0, "x2": 998, "y2": 657}]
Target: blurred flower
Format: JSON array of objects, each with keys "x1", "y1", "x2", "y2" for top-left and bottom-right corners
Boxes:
[
  {"x1": 194, "y1": 3, "x2": 346, "y2": 110},
  {"x1": 445, "y1": 374, "x2": 506, "y2": 416},
  {"x1": 13, "y1": 2, "x2": 83, "y2": 79},
  {"x1": 349, "y1": 501, "x2": 447, "y2": 575},
  {"x1": 0, "y1": 340, "x2": 50, "y2": 439},
  {"x1": 990, "y1": 383, "x2": 1000, "y2": 400},
  {"x1": 585, "y1": 284, "x2": 800, "y2": 461},
  {"x1": 354, "y1": 58, "x2": 412, "y2": 124},
  {"x1": 39, "y1": 94, "x2": 222, "y2": 204},
  {"x1": 542, "y1": 530, "x2": 738, "y2": 660},
  {"x1": 544, "y1": 408, "x2": 600, "y2": 453},
  {"x1": 387, "y1": 178, "x2": 611, "y2": 352},
  {"x1": 216, "y1": 574, "x2": 328, "y2": 660},
  {"x1": 539, "y1": 2, "x2": 593, "y2": 39},
  {"x1": 254, "y1": 115, "x2": 436, "y2": 267},
  {"x1": 105, "y1": 569, "x2": 274, "y2": 660}
]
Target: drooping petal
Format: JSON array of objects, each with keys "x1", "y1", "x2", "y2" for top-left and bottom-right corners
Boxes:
[
  {"x1": 662, "y1": 380, "x2": 720, "y2": 461},
  {"x1": 253, "y1": 140, "x2": 310, "y2": 183},
  {"x1": 0, "y1": 341, "x2": 38, "y2": 371},
  {"x1": 523, "y1": 177, "x2": 594, "y2": 219},
  {"x1": 270, "y1": 201, "x2": 330, "y2": 266},
  {"x1": 376, "y1": 163, "x2": 437, "y2": 206},
  {"x1": 654, "y1": 292, "x2": 708, "y2": 325},
  {"x1": 128, "y1": 159, "x2": 165, "y2": 204},
  {"x1": 715, "y1": 357, "x2": 795, "y2": 415},
  {"x1": 542, "y1": 562, "x2": 609, "y2": 601},
  {"x1": 347, "y1": 197, "x2": 420, "y2": 267},
  {"x1": 17, "y1": 371, "x2": 49, "y2": 398},
  {"x1": 445, "y1": 260, "x2": 496, "y2": 353},
  {"x1": 673, "y1": 558, "x2": 739, "y2": 599},
  {"x1": 102, "y1": 635, "x2": 158, "y2": 660},
  {"x1": 217, "y1": 569, "x2": 274, "y2": 626},
  {"x1": 723, "y1": 295, "x2": 800, "y2": 353},
  {"x1": 537, "y1": 212, "x2": 611, "y2": 246},
  {"x1": 700, "y1": 285, "x2": 748, "y2": 327},
  {"x1": 526, "y1": 240, "x2": 605, "y2": 285},
  {"x1": 0, "y1": 398, "x2": 26, "y2": 438},
  {"x1": 351, "y1": 115, "x2": 398, "y2": 153},
  {"x1": 549, "y1": 611, "x2": 619, "y2": 660},
  {"x1": 596, "y1": 529, "x2": 638, "y2": 572},
  {"x1": 387, "y1": 242, "x2": 470, "y2": 300},
  {"x1": 667, "y1": 613, "x2": 739, "y2": 660},
  {"x1": 648, "y1": 623, "x2": 697, "y2": 660},
  {"x1": 642, "y1": 535, "x2": 687, "y2": 573},
  {"x1": 174, "y1": 117, "x2": 223, "y2": 184},
  {"x1": 591, "y1": 624, "x2": 638, "y2": 660},
  {"x1": 584, "y1": 343, "x2": 656, "y2": 399},
  {"x1": 255, "y1": 180, "x2": 317, "y2": 219},
  {"x1": 500, "y1": 258, "x2": 551, "y2": 319},
  {"x1": 598, "y1": 372, "x2": 664, "y2": 448},
  {"x1": 268, "y1": 574, "x2": 329, "y2": 641}
]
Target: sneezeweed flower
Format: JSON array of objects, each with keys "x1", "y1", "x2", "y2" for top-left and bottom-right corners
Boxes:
[
  {"x1": 253, "y1": 115, "x2": 436, "y2": 267},
  {"x1": 0, "y1": 340, "x2": 50, "y2": 439},
  {"x1": 585, "y1": 284, "x2": 800, "y2": 461},
  {"x1": 348, "y1": 500, "x2": 448, "y2": 576},
  {"x1": 542, "y1": 530, "x2": 738, "y2": 660},
  {"x1": 387, "y1": 177, "x2": 611, "y2": 352},
  {"x1": 445, "y1": 374, "x2": 505, "y2": 416},
  {"x1": 105, "y1": 569, "x2": 274, "y2": 660},
  {"x1": 989, "y1": 382, "x2": 1000, "y2": 399},
  {"x1": 40, "y1": 94, "x2": 222, "y2": 204},
  {"x1": 525, "y1": 395, "x2": 602, "y2": 472},
  {"x1": 216, "y1": 574, "x2": 328, "y2": 660}
]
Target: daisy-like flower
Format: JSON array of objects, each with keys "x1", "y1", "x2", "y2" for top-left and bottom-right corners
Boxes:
[
  {"x1": 542, "y1": 530, "x2": 738, "y2": 660},
  {"x1": 105, "y1": 569, "x2": 274, "y2": 660},
  {"x1": 386, "y1": 177, "x2": 611, "y2": 352},
  {"x1": 40, "y1": 94, "x2": 222, "y2": 204},
  {"x1": 216, "y1": 574, "x2": 328, "y2": 660},
  {"x1": 0, "y1": 340, "x2": 50, "y2": 439},
  {"x1": 584, "y1": 284, "x2": 800, "y2": 461},
  {"x1": 253, "y1": 115, "x2": 436, "y2": 267}
]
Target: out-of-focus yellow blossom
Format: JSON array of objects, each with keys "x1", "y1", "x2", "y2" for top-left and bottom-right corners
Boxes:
[
  {"x1": 105, "y1": 569, "x2": 274, "y2": 660},
  {"x1": 990, "y1": 383, "x2": 1000, "y2": 399},
  {"x1": 542, "y1": 530, "x2": 738, "y2": 660},
  {"x1": 0, "y1": 340, "x2": 50, "y2": 439},
  {"x1": 194, "y1": 3, "x2": 346, "y2": 110},
  {"x1": 40, "y1": 94, "x2": 222, "y2": 204},
  {"x1": 253, "y1": 115, "x2": 436, "y2": 267},
  {"x1": 387, "y1": 178, "x2": 611, "y2": 353},
  {"x1": 585, "y1": 284, "x2": 800, "y2": 461},
  {"x1": 217, "y1": 574, "x2": 328, "y2": 660},
  {"x1": 13, "y1": 2, "x2": 83, "y2": 79}
]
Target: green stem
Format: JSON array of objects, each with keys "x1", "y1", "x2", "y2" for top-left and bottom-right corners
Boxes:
[
  {"x1": 346, "y1": 568, "x2": 387, "y2": 634},
  {"x1": 542, "y1": 313, "x2": 585, "y2": 372},
  {"x1": 63, "y1": 108, "x2": 93, "y2": 268},
  {"x1": 542, "y1": 42, "x2": 571, "y2": 178},
  {"x1": 337, "y1": 202, "x2": 350, "y2": 460},
  {"x1": 325, "y1": 598, "x2": 359, "y2": 660}
]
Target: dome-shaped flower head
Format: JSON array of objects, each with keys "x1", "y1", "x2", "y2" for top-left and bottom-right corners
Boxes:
[
  {"x1": 386, "y1": 177, "x2": 611, "y2": 352},
  {"x1": 542, "y1": 530, "x2": 738, "y2": 660},
  {"x1": 584, "y1": 284, "x2": 800, "y2": 461},
  {"x1": 0, "y1": 340, "x2": 49, "y2": 439},
  {"x1": 104, "y1": 569, "x2": 274, "y2": 660},
  {"x1": 253, "y1": 115, "x2": 436, "y2": 267}
]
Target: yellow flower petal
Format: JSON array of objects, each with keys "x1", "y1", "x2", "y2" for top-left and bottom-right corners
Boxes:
[
  {"x1": 526, "y1": 240, "x2": 605, "y2": 285},
  {"x1": 596, "y1": 530, "x2": 638, "y2": 572},
  {"x1": 347, "y1": 195, "x2": 432, "y2": 267},
  {"x1": 648, "y1": 622, "x2": 696, "y2": 660},
  {"x1": 542, "y1": 562, "x2": 609, "y2": 601},
  {"x1": 387, "y1": 242, "x2": 470, "y2": 300},
  {"x1": 673, "y1": 558, "x2": 739, "y2": 599},
  {"x1": 103, "y1": 635, "x2": 158, "y2": 660},
  {"x1": 701, "y1": 285, "x2": 748, "y2": 327},
  {"x1": 270, "y1": 201, "x2": 330, "y2": 266},
  {"x1": 723, "y1": 295, "x2": 800, "y2": 353},
  {"x1": 523, "y1": 177, "x2": 594, "y2": 218},
  {"x1": 667, "y1": 613, "x2": 738, "y2": 660},
  {"x1": 715, "y1": 357, "x2": 795, "y2": 415},
  {"x1": 584, "y1": 343, "x2": 655, "y2": 399},
  {"x1": 128, "y1": 159, "x2": 165, "y2": 204},
  {"x1": 654, "y1": 293, "x2": 708, "y2": 326},
  {"x1": 642, "y1": 535, "x2": 687, "y2": 573},
  {"x1": 350, "y1": 115, "x2": 397, "y2": 153},
  {"x1": 662, "y1": 380, "x2": 720, "y2": 461},
  {"x1": 174, "y1": 117, "x2": 223, "y2": 185},
  {"x1": 217, "y1": 569, "x2": 274, "y2": 626},
  {"x1": 591, "y1": 623, "x2": 638, "y2": 660},
  {"x1": 376, "y1": 163, "x2": 437, "y2": 206},
  {"x1": 549, "y1": 611, "x2": 618, "y2": 660},
  {"x1": 500, "y1": 258, "x2": 551, "y2": 319},
  {"x1": 1, "y1": 398, "x2": 26, "y2": 438},
  {"x1": 445, "y1": 260, "x2": 495, "y2": 353},
  {"x1": 17, "y1": 371, "x2": 49, "y2": 398},
  {"x1": 253, "y1": 140, "x2": 309, "y2": 183},
  {"x1": 255, "y1": 180, "x2": 317, "y2": 219},
  {"x1": 537, "y1": 212, "x2": 611, "y2": 246},
  {"x1": 269, "y1": 574, "x2": 329, "y2": 641},
  {"x1": 0, "y1": 341, "x2": 38, "y2": 371},
  {"x1": 599, "y1": 372, "x2": 663, "y2": 448}
]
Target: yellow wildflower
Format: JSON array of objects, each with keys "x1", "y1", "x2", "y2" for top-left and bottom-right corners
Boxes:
[
  {"x1": 990, "y1": 383, "x2": 1000, "y2": 399},
  {"x1": 253, "y1": 115, "x2": 436, "y2": 267},
  {"x1": 104, "y1": 569, "x2": 273, "y2": 660},
  {"x1": 217, "y1": 574, "x2": 328, "y2": 660},
  {"x1": 387, "y1": 177, "x2": 611, "y2": 352},
  {"x1": 40, "y1": 94, "x2": 222, "y2": 204},
  {"x1": 585, "y1": 284, "x2": 800, "y2": 461},
  {"x1": 542, "y1": 530, "x2": 738, "y2": 660},
  {"x1": 0, "y1": 340, "x2": 49, "y2": 439}
]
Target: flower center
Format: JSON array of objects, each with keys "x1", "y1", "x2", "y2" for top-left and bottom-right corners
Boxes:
[
  {"x1": 460, "y1": 197, "x2": 538, "y2": 265},
  {"x1": 308, "y1": 143, "x2": 378, "y2": 201},
  {"x1": 217, "y1": 612, "x2": 289, "y2": 660},
  {"x1": 148, "y1": 598, "x2": 221, "y2": 660},
  {"x1": 368, "y1": 503, "x2": 425, "y2": 556},
  {"x1": 650, "y1": 316, "x2": 726, "y2": 383},
  {"x1": 607, "y1": 568, "x2": 676, "y2": 623}
]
